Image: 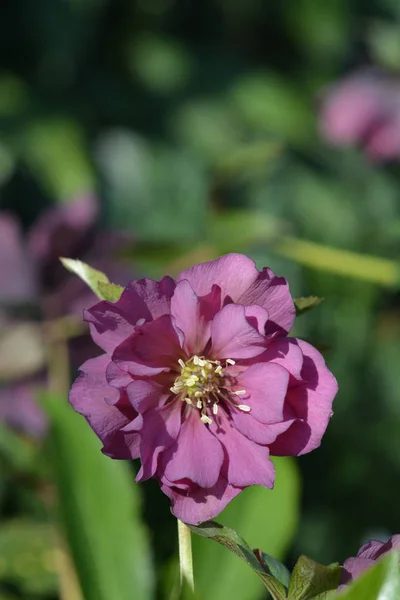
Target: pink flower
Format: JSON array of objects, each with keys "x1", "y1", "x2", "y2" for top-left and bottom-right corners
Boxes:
[
  {"x1": 340, "y1": 535, "x2": 400, "y2": 586},
  {"x1": 319, "y1": 69, "x2": 400, "y2": 162},
  {"x1": 70, "y1": 254, "x2": 338, "y2": 524}
]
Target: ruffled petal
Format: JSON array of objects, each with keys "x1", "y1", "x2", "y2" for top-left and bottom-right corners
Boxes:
[
  {"x1": 212, "y1": 412, "x2": 275, "y2": 488},
  {"x1": 84, "y1": 293, "x2": 150, "y2": 354},
  {"x1": 177, "y1": 254, "x2": 259, "y2": 300},
  {"x1": 269, "y1": 340, "x2": 337, "y2": 456},
  {"x1": 210, "y1": 304, "x2": 266, "y2": 359},
  {"x1": 340, "y1": 558, "x2": 376, "y2": 586},
  {"x1": 126, "y1": 379, "x2": 168, "y2": 413},
  {"x1": 112, "y1": 314, "x2": 184, "y2": 376},
  {"x1": 135, "y1": 402, "x2": 182, "y2": 481},
  {"x1": 235, "y1": 362, "x2": 289, "y2": 424},
  {"x1": 259, "y1": 338, "x2": 304, "y2": 380},
  {"x1": 170, "y1": 280, "x2": 202, "y2": 355},
  {"x1": 162, "y1": 477, "x2": 242, "y2": 525},
  {"x1": 69, "y1": 355, "x2": 139, "y2": 459},
  {"x1": 237, "y1": 267, "x2": 295, "y2": 335},
  {"x1": 163, "y1": 411, "x2": 224, "y2": 489},
  {"x1": 231, "y1": 411, "x2": 294, "y2": 445},
  {"x1": 129, "y1": 276, "x2": 176, "y2": 319}
]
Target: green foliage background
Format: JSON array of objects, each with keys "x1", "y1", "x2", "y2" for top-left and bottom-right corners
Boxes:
[{"x1": 1, "y1": 0, "x2": 400, "y2": 598}]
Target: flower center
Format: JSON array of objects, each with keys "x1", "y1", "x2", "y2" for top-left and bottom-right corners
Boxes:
[{"x1": 170, "y1": 355, "x2": 250, "y2": 425}]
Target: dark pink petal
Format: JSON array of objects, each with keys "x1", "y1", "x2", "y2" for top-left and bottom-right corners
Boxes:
[
  {"x1": 199, "y1": 284, "x2": 222, "y2": 321},
  {"x1": 162, "y1": 477, "x2": 242, "y2": 525},
  {"x1": 236, "y1": 362, "x2": 289, "y2": 424},
  {"x1": 126, "y1": 379, "x2": 168, "y2": 413},
  {"x1": 69, "y1": 355, "x2": 139, "y2": 459},
  {"x1": 170, "y1": 280, "x2": 202, "y2": 355},
  {"x1": 244, "y1": 305, "x2": 269, "y2": 335},
  {"x1": 0, "y1": 214, "x2": 37, "y2": 303},
  {"x1": 135, "y1": 402, "x2": 182, "y2": 480},
  {"x1": 129, "y1": 276, "x2": 176, "y2": 319},
  {"x1": 112, "y1": 314, "x2": 184, "y2": 376},
  {"x1": 261, "y1": 338, "x2": 304, "y2": 380},
  {"x1": 357, "y1": 537, "x2": 400, "y2": 560},
  {"x1": 84, "y1": 287, "x2": 151, "y2": 354},
  {"x1": 163, "y1": 411, "x2": 224, "y2": 489},
  {"x1": 269, "y1": 340, "x2": 337, "y2": 456},
  {"x1": 212, "y1": 412, "x2": 275, "y2": 488},
  {"x1": 177, "y1": 254, "x2": 259, "y2": 300},
  {"x1": 340, "y1": 558, "x2": 376, "y2": 586},
  {"x1": 210, "y1": 304, "x2": 266, "y2": 359},
  {"x1": 106, "y1": 361, "x2": 132, "y2": 388},
  {"x1": 231, "y1": 411, "x2": 294, "y2": 445},
  {"x1": 237, "y1": 267, "x2": 295, "y2": 335}
]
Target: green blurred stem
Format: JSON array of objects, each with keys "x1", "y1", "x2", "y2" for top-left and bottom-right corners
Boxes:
[{"x1": 178, "y1": 519, "x2": 194, "y2": 593}]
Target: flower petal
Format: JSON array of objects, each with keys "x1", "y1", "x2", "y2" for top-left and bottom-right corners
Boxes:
[
  {"x1": 244, "y1": 305, "x2": 269, "y2": 335},
  {"x1": 231, "y1": 411, "x2": 295, "y2": 445},
  {"x1": 260, "y1": 338, "x2": 304, "y2": 380},
  {"x1": 235, "y1": 362, "x2": 289, "y2": 424},
  {"x1": 269, "y1": 340, "x2": 337, "y2": 456},
  {"x1": 163, "y1": 477, "x2": 242, "y2": 525},
  {"x1": 177, "y1": 254, "x2": 259, "y2": 300},
  {"x1": 84, "y1": 293, "x2": 150, "y2": 354},
  {"x1": 163, "y1": 411, "x2": 224, "y2": 489},
  {"x1": 340, "y1": 558, "x2": 376, "y2": 586},
  {"x1": 170, "y1": 280, "x2": 202, "y2": 355},
  {"x1": 126, "y1": 379, "x2": 168, "y2": 413},
  {"x1": 69, "y1": 355, "x2": 139, "y2": 459},
  {"x1": 130, "y1": 276, "x2": 176, "y2": 319},
  {"x1": 237, "y1": 267, "x2": 295, "y2": 335},
  {"x1": 210, "y1": 304, "x2": 266, "y2": 359},
  {"x1": 212, "y1": 412, "x2": 275, "y2": 488},
  {"x1": 112, "y1": 314, "x2": 184, "y2": 376},
  {"x1": 135, "y1": 402, "x2": 182, "y2": 481}
]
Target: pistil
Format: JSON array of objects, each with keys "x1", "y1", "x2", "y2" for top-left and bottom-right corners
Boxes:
[{"x1": 170, "y1": 355, "x2": 251, "y2": 424}]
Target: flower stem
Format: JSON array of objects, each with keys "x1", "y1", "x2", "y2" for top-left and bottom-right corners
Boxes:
[{"x1": 177, "y1": 519, "x2": 194, "y2": 593}]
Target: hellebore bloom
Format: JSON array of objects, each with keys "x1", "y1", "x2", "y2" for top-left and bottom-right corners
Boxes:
[
  {"x1": 340, "y1": 535, "x2": 400, "y2": 587},
  {"x1": 70, "y1": 254, "x2": 338, "y2": 524},
  {"x1": 319, "y1": 69, "x2": 400, "y2": 162}
]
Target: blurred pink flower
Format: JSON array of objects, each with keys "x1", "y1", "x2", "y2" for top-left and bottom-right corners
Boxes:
[
  {"x1": 70, "y1": 253, "x2": 338, "y2": 524},
  {"x1": 319, "y1": 69, "x2": 400, "y2": 162},
  {"x1": 0, "y1": 194, "x2": 132, "y2": 437},
  {"x1": 340, "y1": 535, "x2": 400, "y2": 586}
]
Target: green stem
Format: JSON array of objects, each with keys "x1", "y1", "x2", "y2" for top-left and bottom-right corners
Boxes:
[{"x1": 178, "y1": 519, "x2": 194, "y2": 593}]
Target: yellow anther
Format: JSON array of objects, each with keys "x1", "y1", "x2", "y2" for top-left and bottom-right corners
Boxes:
[
  {"x1": 238, "y1": 404, "x2": 251, "y2": 412},
  {"x1": 200, "y1": 414, "x2": 212, "y2": 425}
]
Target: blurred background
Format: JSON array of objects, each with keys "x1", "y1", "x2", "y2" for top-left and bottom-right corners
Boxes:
[{"x1": 1, "y1": 0, "x2": 400, "y2": 598}]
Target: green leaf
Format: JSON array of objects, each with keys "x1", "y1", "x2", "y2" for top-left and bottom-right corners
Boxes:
[
  {"x1": 188, "y1": 521, "x2": 287, "y2": 600},
  {"x1": 287, "y1": 555, "x2": 342, "y2": 600},
  {"x1": 191, "y1": 457, "x2": 300, "y2": 600},
  {"x1": 60, "y1": 258, "x2": 123, "y2": 302},
  {"x1": 337, "y1": 551, "x2": 400, "y2": 600},
  {"x1": 40, "y1": 391, "x2": 154, "y2": 600},
  {"x1": 97, "y1": 281, "x2": 124, "y2": 302},
  {"x1": 294, "y1": 297, "x2": 324, "y2": 317},
  {"x1": 254, "y1": 550, "x2": 291, "y2": 590}
]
